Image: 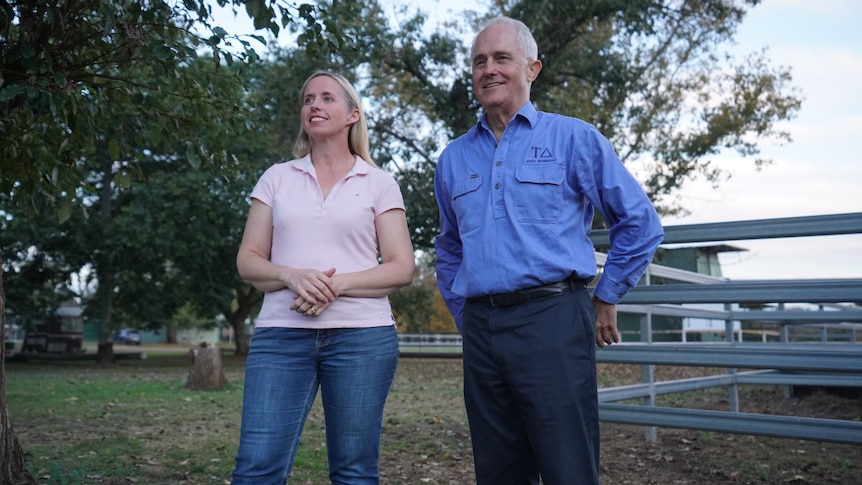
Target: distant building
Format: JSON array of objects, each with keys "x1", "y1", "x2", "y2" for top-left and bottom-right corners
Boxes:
[
  {"x1": 659, "y1": 244, "x2": 744, "y2": 278},
  {"x1": 617, "y1": 245, "x2": 747, "y2": 342}
]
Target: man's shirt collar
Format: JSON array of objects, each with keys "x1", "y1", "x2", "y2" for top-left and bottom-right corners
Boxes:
[{"x1": 476, "y1": 101, "x2": 539, "y2": 135}]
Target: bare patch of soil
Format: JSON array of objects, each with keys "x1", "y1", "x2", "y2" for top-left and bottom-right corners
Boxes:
[{"x1": 379, "y1": 359, "x2": 862, "y2": 484}]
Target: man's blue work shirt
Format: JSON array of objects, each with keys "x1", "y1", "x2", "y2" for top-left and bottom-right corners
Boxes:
[{"x1": 434, "y1": 102, "x2": 664, "y2": 329}]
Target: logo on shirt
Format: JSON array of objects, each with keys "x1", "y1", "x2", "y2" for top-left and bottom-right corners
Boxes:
[{"x1": 526, "y1": 146, "x2": 555, "y2": 163}]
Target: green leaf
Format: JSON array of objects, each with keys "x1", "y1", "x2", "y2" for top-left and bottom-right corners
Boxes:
[
  {"x1": 53, "y1": 72, "x2": 67, "y2": 87},
  {"x1": 19, "y1": 43, "x2": 35, "y2": 58},
  {"x1": 186, "y1": 145, "x2": 200, "y2": 168},
  {"x1": 154, "y1": 45, "x2": 173, "y2": 60},
  {"x1": 108, "y1": 139, "x2": 120, "y2": 160},
  {"x1": 150, "y1": 128, "x2": 163, "y2": 147},
  {"x1": 58, "y1": 200, "x2": 72, "y2": 224},
  {"x1": 114, "y1": 171, "x2": 132, "y2": 189},
  {"x1": 0, "y1": 84, "x2": 26, "y2": 102}
]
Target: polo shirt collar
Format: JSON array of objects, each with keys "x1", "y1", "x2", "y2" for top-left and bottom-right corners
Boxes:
[{"x1": 295, "y1": 154, "x2": 370, "y2": 176}]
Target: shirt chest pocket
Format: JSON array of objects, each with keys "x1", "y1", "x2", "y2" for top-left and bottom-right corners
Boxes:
[
  {"x1": 451, "y1": 175, "x2": 483, "y2": 233},
  {"x1": 512, "y1": 164, "x2": 565, "y2": 223}
]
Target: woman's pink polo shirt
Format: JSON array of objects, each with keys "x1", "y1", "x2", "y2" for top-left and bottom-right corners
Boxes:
[{"x1": 251, "y1": 155, "x2": 406, "y2": 329}]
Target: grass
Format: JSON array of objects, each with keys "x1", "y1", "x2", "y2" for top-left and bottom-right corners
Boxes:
[
  {"x1": 6, "y1": 347, "x2": 862, "y2": 484},
  {"x1": 7, "y1": 348, "x2": 470, "y2": 484},
  {"x1": 8, "y1": 351, "x2": 247, "y2": 484}
]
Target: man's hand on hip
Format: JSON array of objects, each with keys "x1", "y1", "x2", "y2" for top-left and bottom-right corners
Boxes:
[{"x1": 592, "y1": 296, "x2": 620, "y2": 348}]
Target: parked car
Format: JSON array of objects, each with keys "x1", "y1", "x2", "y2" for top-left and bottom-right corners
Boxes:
[{"x1": 114, "y1": 328, "x2": 141, "y2": 345}]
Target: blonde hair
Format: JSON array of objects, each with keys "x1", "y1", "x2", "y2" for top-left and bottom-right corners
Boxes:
[{"x1": 292, "y1": 71, "x2": 377, "y2": 167}]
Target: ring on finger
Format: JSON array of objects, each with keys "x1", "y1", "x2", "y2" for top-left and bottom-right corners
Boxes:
[{"x1": 310, "y1": 307, "x2": 317, "y2": 316}]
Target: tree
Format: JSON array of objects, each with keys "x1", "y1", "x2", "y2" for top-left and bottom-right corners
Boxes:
[
  {"x1": 1, "y1": 38, "x2": 341, "y2": 362},
  {"x1": 109, "y1": 164, "x2": 263, "y2": 355},
  {"x1": 357, "y1": 1, "x2": 473, "y2": 251},
  {"x1": 0, "y1": 271, "x2": 32, "y2": 484},
  {"x1": 389, "y1": 283, "x2": 438, "y2": 333},
  {"x1": 2, "y1": 124, "x2": 268, "y2": 356},
  {"x1": 1, "y1": 0, "x2": 340, "y2": 481},
  {"x1": 0, "y1": 201, "x2": 79, "y2": 329},
  {"x1": 1, "y1": 0, "x2": 343, "y2": 210},
  {"x1": 509, "y1": 0, "x2": 802, "y2": 214},
  {"x1": 336, "y1": 0, "x2": 801, "y2": 242}
]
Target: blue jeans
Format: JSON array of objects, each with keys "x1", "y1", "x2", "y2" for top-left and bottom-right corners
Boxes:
[{"x1": 231, "y1": 326, "x2": 399, "y2": 485}]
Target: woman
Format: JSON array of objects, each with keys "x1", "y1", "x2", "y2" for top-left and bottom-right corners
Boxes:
[{"x1": 231, "y1": 71, "x2": 415, "y2": 484}]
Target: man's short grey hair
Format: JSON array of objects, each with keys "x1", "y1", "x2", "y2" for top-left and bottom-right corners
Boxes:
[{"x1": 472, "y1": 16, "x2": 539, "y2": 62}]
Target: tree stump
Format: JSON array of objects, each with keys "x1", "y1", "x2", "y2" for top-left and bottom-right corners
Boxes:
[{"x1": 185, "y1": 343, "x2": 228, "y2": 391}]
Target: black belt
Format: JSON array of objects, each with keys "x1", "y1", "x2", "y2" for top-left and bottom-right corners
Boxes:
[{"x1": 467, "y1": 277, "x2": 587, "y2": 307}]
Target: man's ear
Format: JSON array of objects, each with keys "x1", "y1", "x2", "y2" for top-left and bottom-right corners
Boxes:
[{"x1": 527, "y1": 59, "x2": 543, "y2": 82}]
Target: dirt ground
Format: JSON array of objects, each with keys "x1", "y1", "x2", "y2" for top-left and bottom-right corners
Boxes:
[
  {"x1": 377, "y1": 360, "x2": 862, "y2": 485},
  {"x1": 11, "y1": 350, "x2": 861, "y2": 484}
]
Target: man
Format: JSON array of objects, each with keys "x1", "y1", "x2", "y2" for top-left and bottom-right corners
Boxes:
[{"x1": 434, "y1": 16, "x2": 664, "y2": 485}]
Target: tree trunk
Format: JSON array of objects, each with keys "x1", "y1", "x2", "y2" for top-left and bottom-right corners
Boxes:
[
  {"x1": 93, "y1": 265, "x2": 116, "y2": 364},
  {"x1": 226, "y1": 286, "x2": 261, "y2": 356},
  {"x1": 185, "y1": 343, "x2": 227, "y2": 391},
  {"x1": 95, "y1": 160, "x2": 115, "y2": 365},
  {"x1": 0, "y1": 257, "x2": 38, "y2": 484},
  {"x1": 228, "y1": 312, "x2": 249, "y2": 356}
]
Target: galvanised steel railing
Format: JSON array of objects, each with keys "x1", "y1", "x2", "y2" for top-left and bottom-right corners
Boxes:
[{"x1": 591, "y1": 212, "x2": 862, "y2": 444}]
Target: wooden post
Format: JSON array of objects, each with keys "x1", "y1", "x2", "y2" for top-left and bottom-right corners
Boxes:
[{"x1": 185, "y1": 342, "x2": 228, "y2": 391}]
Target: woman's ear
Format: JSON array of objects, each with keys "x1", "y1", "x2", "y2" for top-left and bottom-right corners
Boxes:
[{"x1": 346, "y1": 108, "x2": 361, "y2": 126}]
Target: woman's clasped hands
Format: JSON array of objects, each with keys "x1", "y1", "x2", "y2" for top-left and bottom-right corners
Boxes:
[{"x1": 289, "y1": 267, "x2": 338, "y2": 317}]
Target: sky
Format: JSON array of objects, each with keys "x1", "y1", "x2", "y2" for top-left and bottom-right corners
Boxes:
[
  {"x1": 655, "y1": 0, "x2": 862, "y2": 280},
  {"x1": 214, "y1": 0, "x2": 862, "y2": 281}
]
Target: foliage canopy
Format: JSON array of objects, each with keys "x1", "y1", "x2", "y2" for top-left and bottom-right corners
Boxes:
[{"x1": 0, "y1": 0, "x2": 341, "y2": 218}]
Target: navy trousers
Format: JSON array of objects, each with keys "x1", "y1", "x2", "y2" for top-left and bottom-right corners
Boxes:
[{"x1": 462, "y1": 286, "x2": 600, "y2": 485}]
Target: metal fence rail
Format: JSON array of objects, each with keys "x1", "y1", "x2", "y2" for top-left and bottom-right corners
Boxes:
[
  {"x1": 624, "y1": 279, "x2": 862, "y2": 304},
  {"x1": 591, "y1": 212, "x2": 862, "y2": 444},
  {"x1": 597, "y1": 342, "x2": 862, "y2": 373},
  {"x1": 590, "y1": 212, "x2": 862, "y2": 247},
  {"x1": 599, "y1": 404, "x2": 862, "y2": 445},
  {"x1": 400, "y1": 213, "x2": 862, "y2": 443}
]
